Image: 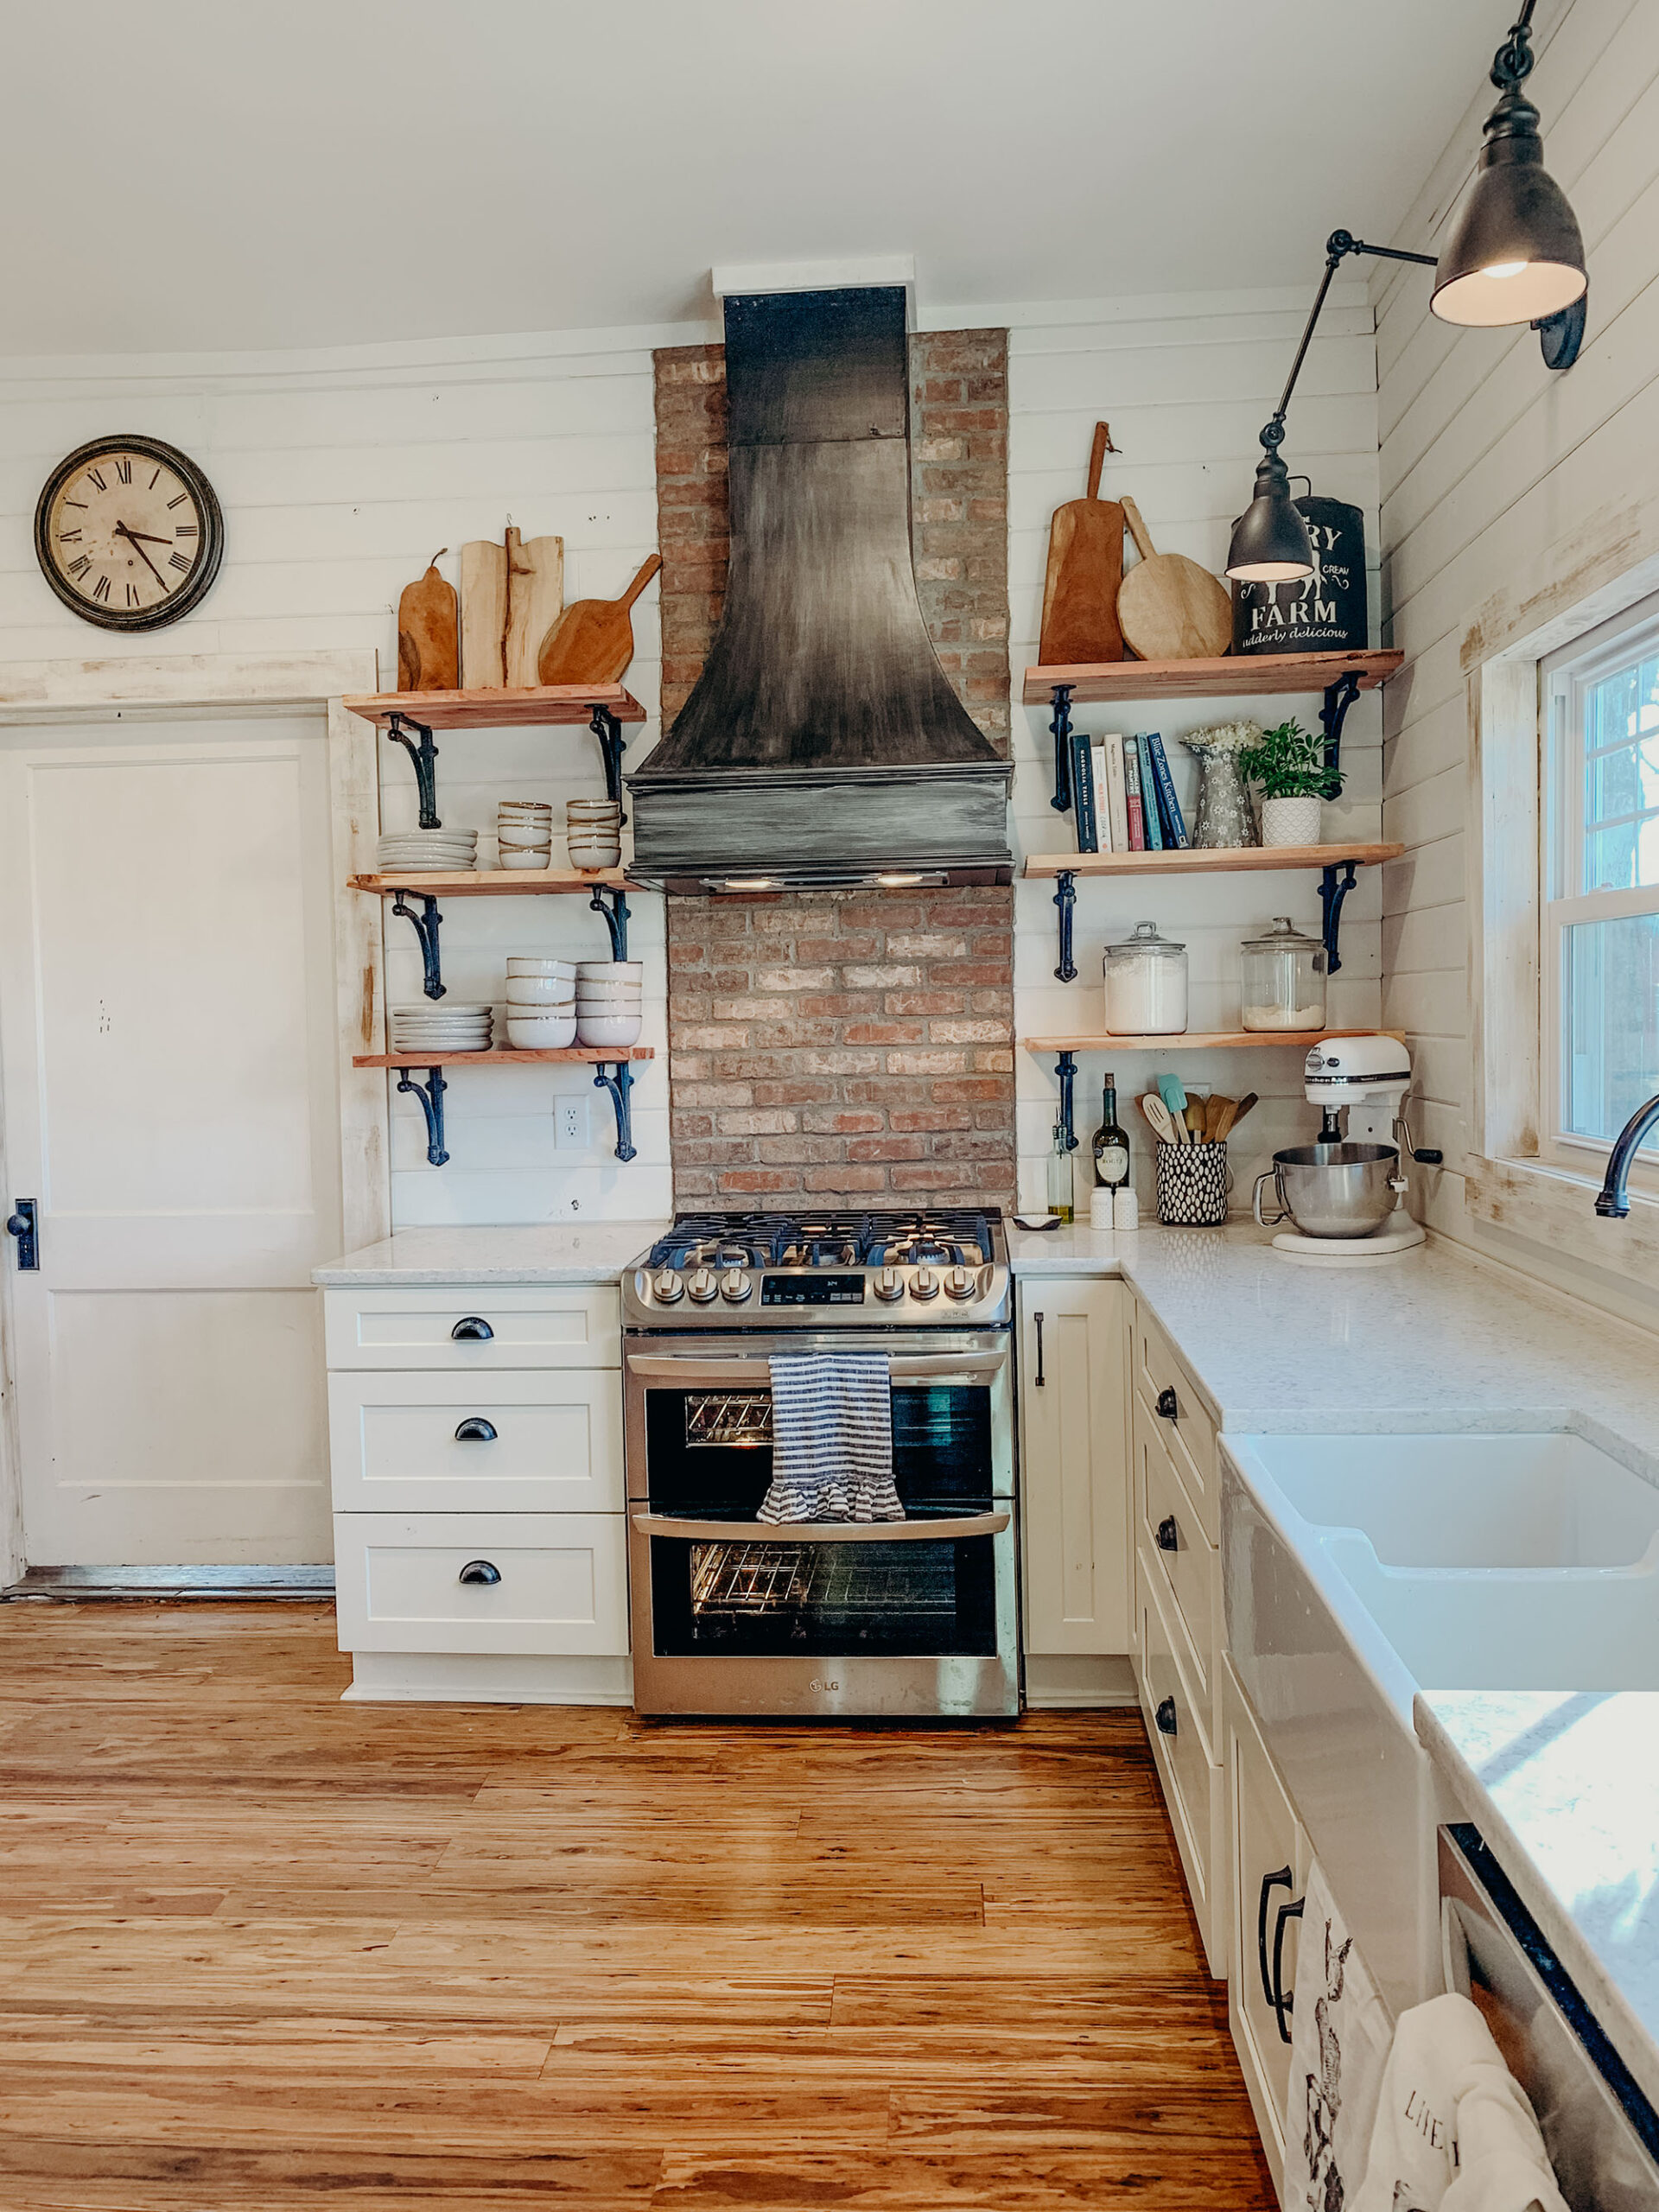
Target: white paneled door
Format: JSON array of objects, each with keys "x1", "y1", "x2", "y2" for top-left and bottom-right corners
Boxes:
[{"x1": 0, "y1": 715, "x2": 342, "y2": 1566}]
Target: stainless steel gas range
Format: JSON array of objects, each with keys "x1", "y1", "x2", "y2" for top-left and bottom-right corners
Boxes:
[{"x1": 621, "y1": 1208, "x2": 1018, "y2": 1719}]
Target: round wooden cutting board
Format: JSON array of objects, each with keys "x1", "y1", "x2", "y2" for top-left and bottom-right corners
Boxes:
[{"x1": 1116, "y1": 495, "x2": 1232, "y2": 661}]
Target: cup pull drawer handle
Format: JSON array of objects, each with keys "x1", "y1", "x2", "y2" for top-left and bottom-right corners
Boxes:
[
  {"x1": 1155, "y1": 1515, "x2": 1179, "y2": 1553},
  {"x1": 1154, "y1": 1695, "x2": 1178, "y2": 1737},
  {"x1": 1155, "y1": 1386, "x2": 1178, "y2": 1421},
  {"x1": 451, "y1": 1316, "x2": 494, "y2": 1340},
  {"x1": 458, "y1": 1559, "x2": 501, "y2": 1586},
  {"x1": 454, "y1": 1417, "x2": 498, "y2": 1442}
]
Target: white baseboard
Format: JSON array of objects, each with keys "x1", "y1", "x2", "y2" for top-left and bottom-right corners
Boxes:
[
  {"x1": 1024, "y1": 1653, "x2": 1138, "y2": 1708},
  {"x1": 343, "y1": 1650, "x2": 633, "y2": 1705}
]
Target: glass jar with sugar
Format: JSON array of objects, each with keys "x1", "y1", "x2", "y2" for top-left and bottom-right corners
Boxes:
[{"x1": 1103, "y1": 920, "x2": 1188, "y2": 1036}]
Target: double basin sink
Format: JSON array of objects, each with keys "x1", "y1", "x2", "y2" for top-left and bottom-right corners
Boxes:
[{"x1": 1222, "y1": 1427, "x2": 1659, "y2": 2011}]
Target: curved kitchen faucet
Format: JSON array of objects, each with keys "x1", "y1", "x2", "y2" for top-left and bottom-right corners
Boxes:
[{"x1": 1594, "y1": 1092, "x2": 1659, "y2": 1217}]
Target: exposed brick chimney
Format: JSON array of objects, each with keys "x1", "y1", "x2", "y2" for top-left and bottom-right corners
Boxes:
[{"x1": 653, "y1": 327, "x2": 1014, "y2": 1210}]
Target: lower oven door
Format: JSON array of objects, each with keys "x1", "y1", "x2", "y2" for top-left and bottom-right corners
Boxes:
[{"x1": 624, "y1": 1332, "x2": 1018, "y2": 1718}]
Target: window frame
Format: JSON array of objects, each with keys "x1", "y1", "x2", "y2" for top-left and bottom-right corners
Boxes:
[{"x1": 1540, "y1": 586, "x2": 1659, "y2": 1189}]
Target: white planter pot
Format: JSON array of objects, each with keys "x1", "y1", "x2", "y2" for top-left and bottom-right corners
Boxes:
[{"x1": 1261, "y1": 794, "x2": 1322, "y2": 847}]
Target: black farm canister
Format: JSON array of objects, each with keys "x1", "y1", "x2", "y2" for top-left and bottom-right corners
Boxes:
[{"x1": 1231, "y1": 493, "x2": 1368, "y2": 656}]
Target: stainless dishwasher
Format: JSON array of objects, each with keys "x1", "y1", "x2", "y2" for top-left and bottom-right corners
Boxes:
[{"x1": 1440, "y1": 1823, "x2": 1659, "y2": 2210}]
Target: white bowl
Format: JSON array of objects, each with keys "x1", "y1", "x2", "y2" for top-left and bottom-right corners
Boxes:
[
  {"x1": 506, "y1": 957, "x2": 578, "y2": 979},
  {"x1": 507, "y1": 977, "x2": 577, "y2": 1005},
  {"x1": 499, "y1": 800, "x2": 552, "y2": 816},
  {"x1": 575, "y1": 1013, "x2": 643, "y2": 1049},
  {"x1": 577, "y1": 960, "x2": 644, "y2": 982},
  {"x1": 499, "y1": 850, "x2": 551, "y2": 869},
  {"x1": 575, "y1": 980, "x2": 643, "y2": 1001},
  {"x1": 506, "y1": 1014, "x2": 578, "y2": 1050},
  {"x1": 567, "y1": 798, "x2": 621, "y2": 817}
]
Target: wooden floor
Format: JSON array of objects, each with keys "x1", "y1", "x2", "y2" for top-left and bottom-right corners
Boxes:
[{"x1": 0, "y1": 1604, "x2": 1274, "y2": 2209}]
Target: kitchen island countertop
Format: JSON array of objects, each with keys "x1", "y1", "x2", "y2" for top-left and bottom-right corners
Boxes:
[{"x1": 313, "y1": 1222, "x2": 670, "y2": 1287}]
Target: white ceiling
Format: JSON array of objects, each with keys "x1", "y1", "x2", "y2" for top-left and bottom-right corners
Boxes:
[{"x1": 6, "y1": 1, "x2": 1510, "y2": 356}]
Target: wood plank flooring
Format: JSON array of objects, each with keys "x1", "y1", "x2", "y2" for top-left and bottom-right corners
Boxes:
[{"x1": 0, "y1": 1604, "x2": 1274, "y2": 2209}]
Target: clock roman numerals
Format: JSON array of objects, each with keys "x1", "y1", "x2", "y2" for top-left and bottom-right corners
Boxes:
[
  {"x1": 67, "y1": 554, "x2": 91, "y2": 579},
  {"x1": 168, "y1": 551, "x2": 191, "y2": 572},
  {"x1": 86, "y1": 467, "x2": 106, "y2": 493},
  {"x1": 114, "y1": 458, "x2": 132, "y2": 484},
  {"x1": 92, "y1": 575, "x2": 111, "y2": 603}
]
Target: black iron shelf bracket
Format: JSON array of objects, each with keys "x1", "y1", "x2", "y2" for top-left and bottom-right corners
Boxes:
[
  {"x1": 592, "y1": 1059, "x2": 638, "y2": 1162},
  {"x1": 589, "y1": 704, "x2": 628, "y2": 824},
  {"x1": 1052, "y1": 868, "x2": 1077, "y2": 983},
  {"x1": 385, "y1": 713, "x2": 441, "y2": 829},
  {"x1": 1048, "y1": 684, "x2": 1075, "y2": 815},
  {"x1": 1319, "y1": 859, "x2": 1360, "y2": 976},
  {"x1": 390, "y1": 889, "x2": 445, "y2": 1000},
  {"x1": 589, "y1": 883, "x2": 630, "y2": 963},
  {"x1": 1055, "y1": 1050, "x2": 1079, "y2": 1153},
  {"x1": 1319, "y1": 671, "x2": 1364, "y2": 774},
  {"x1": 398, "y1": 1065, "x2": 449, "y2": 1166}
]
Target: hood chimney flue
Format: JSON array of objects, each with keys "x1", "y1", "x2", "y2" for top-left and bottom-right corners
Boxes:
[{"x1": 628, "y1": 284, "x2": 1012, "y2": 892}]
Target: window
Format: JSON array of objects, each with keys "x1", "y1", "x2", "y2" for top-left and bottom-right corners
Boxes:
[{"x1": 1544, "y1": 588, "x2": 1659, "y2": 1165}]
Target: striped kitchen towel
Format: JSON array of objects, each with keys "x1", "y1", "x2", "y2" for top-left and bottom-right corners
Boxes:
[{"x1": 757, "y1": 1352, "x2": 902, "y2": 1524}]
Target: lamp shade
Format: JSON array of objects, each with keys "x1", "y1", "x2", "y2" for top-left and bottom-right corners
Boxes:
[
  {"x1": 1226, "y1": 449, "x2": 1315, "y2": 582},
  {"x1": 1432, "y1": 88, "x2": 1586, "y2": 327}
]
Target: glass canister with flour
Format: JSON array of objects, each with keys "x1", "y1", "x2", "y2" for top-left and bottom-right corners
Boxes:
[
  {"x1": 1240, "y1": 915, "x2": 1327, "y2": 1033},
  {"x1": 1103, "y1": 920, "x2": 1188, "y2": 1036}
]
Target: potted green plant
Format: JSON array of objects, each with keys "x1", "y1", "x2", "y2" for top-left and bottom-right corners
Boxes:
[{"x1": 1236, "y1": 718, "x2": 1342, "y2": 847}]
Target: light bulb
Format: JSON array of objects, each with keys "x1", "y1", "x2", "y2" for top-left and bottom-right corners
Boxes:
[{"x1": 1484, "y1": 261, "x2": 1529, "y2": 280}]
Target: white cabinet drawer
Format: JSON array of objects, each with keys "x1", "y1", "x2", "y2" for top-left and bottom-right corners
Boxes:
[
  {"x1": 324, "y1": 1285, "x2": 620, "y2": 1370},
  {"x1": 1134, "y1": 1393, "x2": 1217, "y2": 1731},
  {"x1": 1136, "y1": 1545, "x2": 1223, "y2": 1974},
  {"x1": 327, "y1": 1370, "x2": 622, "y2": 1513},
  {"x1": 1224, "y1": 1656, "x2": 1307, "y2": 2171},
  {"x1": 333, "y1": 1512, "x2": 629, "y2": 1655},
  {"x1": 1132, "y1": 1300, "x2": 1219, "y2": 1544}
]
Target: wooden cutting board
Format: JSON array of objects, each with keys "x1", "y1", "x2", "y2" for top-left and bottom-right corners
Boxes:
[
  {"x1": 458, "y1": 537, "x2": 508, "y2": 687},
  {"x1": 1038, "y1": 422, "x2": 1123, "y2": 665},
  {"x1": 504, "y1": 529, "x2": 563, "y2": 687},
  {"x1": 397, "y1": 551, "x2": 459, "y2": 690},
  {"x1": 537, "y1": 554, "x2": 661, "y2": 687},
  {"x1": 1116, "y1": 496, "x2": 1233, "y2": 661}
]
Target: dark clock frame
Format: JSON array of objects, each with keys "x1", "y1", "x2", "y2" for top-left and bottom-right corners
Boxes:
[{"x1": 33, "y1": 434, "x2": 226, "y2": 632}]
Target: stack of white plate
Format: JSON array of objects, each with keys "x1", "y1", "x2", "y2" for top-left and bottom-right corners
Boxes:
[
  {"x1": 575, "y1": 959, "x2": 643, "y2": 1048},
  {"x1": 498, "y1": 800, "x2": 553, "y2": 870},
  {"x1": 505, "y1": 957, "x2": 576, "y2": 1049},
  {"x1": 389, "y1": 1002, "x2": 493, "y2": 1053},
  {"x1": 378, "y1": 829, "x2": 478, "y2": 874}
]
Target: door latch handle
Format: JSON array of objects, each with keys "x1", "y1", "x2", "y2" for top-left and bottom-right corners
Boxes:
[
  {"x1": 5, "y1": 1200, "x2": 37, "y2": 1271},
  {"x1": 454, "y1": 1417, "x2": 498, "y2": 1442},
  {"x1": 1033, "y1": 1312, "x2": 1046, "y2": 1387},
  {"x1": 451, "y1": 1316, "x2": 494, "y2": 1340}
]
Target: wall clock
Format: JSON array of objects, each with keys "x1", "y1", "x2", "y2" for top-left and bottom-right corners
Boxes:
[{"x1": 34, "y1": 435, "x2": 225, "y2": 632}]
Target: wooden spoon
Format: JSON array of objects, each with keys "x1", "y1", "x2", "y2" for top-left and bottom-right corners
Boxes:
[
  {"x1": 1140, "y1": 1093, "x2": 1179, "y2": 1146},
  {"x1": 1226, "y1": 1092, "x2": 1259, "y2": 1135}
]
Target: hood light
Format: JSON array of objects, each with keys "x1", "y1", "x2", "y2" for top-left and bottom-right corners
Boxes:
[
  {"x1": 870, "y1": 871, "x2": 930, "y2": 887},
  {"x1": 721, "y1": 876, "x2": 779, "y2": 893}
]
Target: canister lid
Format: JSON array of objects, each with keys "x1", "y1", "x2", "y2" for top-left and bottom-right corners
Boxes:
[
  {"x1": 1103, "y1": 918, "x2": 1185, "y2": 960},
  {"x1": 1241, "y1": 915, "x2": 1323, "y2": 953}
]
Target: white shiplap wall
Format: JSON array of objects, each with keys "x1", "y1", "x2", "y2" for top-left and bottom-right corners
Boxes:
[
  {"x1": 0, "y1": 283, "x2": 1385, "y2": 1233},
  {"x1": 0, "y1": 323, "x2": 686, "y2": 1229},
  {"x1": 1376, "y1": 0, "x2": 1659, "y2": 1317},
  {"x1": 1004, "y1": 283, "x2": 1384, "y2": 1214}
]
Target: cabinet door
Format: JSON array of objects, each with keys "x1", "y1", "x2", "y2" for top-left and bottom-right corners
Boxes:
[
  {"x1": 1224, "y1": 1656, "x2": 1308, "y2": 2182},
  {"x1": 1018, "y1": 1279, "x2": 1129, "y2": 1654}
]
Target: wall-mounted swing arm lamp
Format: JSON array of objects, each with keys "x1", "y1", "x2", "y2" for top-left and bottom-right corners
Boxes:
[{"x1": 1227, "y1": 0, "x2": 1587, "y2": 586}]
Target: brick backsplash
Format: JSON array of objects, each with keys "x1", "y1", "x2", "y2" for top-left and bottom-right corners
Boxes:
[{"x1": 653, "y1": 324, "x2": 1014, "y2": 1211}]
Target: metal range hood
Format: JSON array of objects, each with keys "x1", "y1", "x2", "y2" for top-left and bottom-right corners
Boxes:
[{"x1": 626, "y1": 283, "x2": 1012, "y2": 893}]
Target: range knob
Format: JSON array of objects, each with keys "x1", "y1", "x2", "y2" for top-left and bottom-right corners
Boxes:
[
  {"x1": 652, "y1": 1269, "x2": 684, "y2": 1305},
  {"x1": 944, "y1": 1265, "x2": 976, "y2": 1300},
  {"x1": 912, "y1": 1264, "x2": 940, "y2": 1300},
  {"x1": 719, "y1": 1270, "x2": 753, "y2": 1303},
  {"x1": 874, "y1": 1265, "x2": 906, "y2": 1302},
  {"x1": 687, "y1": 1267, "x2": 719, "y2": 1304}
]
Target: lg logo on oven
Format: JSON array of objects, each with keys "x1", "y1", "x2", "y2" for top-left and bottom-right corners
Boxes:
[{"x1": 809, "y1": 1680, "x2": 841, "y2": 1693}]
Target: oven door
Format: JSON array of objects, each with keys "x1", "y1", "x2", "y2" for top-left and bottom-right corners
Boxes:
[{"x1": 624, "y1": 1331, "x2": 1018, "y2": 1718}]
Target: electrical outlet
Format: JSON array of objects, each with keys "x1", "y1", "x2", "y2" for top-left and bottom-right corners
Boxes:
[{"x1": 556, "y1": 1096, "x2": 591, "y2": 1150}]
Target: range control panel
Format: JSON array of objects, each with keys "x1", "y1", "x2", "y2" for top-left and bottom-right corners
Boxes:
[{"x1": 760, "y1": 1273, "x2": 867, "y2": 1306}]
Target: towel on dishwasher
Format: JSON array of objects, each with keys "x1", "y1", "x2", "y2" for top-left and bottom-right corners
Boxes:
[
  {"x1": 1351, "y1": 1992, "x2": 1568, "y2": 2212},
  {"x1": 757, "y1": 1352, "x2": 902, "y2": 1524},
  {"x1": 1287, "y1": 1859, "x2": 1395, "y2": 2212}
]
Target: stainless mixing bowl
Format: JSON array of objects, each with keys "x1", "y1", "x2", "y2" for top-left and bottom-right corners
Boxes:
[{"x1": 1251, "y1": 1141, "x2": 1401, "y2": 1239}]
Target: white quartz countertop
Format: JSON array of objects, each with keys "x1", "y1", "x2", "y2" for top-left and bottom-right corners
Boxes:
[
  {"x1": 312, "y1": 1223, "x2": 669, "y2": 1286},
  {"x1": 1415, "y1": 1689, "x2": 1659, "y2": 2113},
  {"x1": 1008, "y1": 1221, "x2": 1659, "y2": 1478}
]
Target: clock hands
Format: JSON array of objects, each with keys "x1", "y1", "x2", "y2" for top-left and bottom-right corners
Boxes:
[{"x1": 112, "y1": 522, "x2": 169, "y2": 592}]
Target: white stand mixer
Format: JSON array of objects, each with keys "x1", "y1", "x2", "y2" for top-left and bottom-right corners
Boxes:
[{"x1": 1254, "y1": 1036, "x2": 1438, "y2": 1266}]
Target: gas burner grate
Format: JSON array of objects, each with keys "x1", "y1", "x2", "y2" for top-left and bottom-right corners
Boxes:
[{"x1": 645, "y1": 1207, "x2": 1001, "y2": 1273}]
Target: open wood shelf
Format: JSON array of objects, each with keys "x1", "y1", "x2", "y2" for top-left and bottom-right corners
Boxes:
[
  {"x1": 1022, "y1": 1028, "x2": 1400, "y2": 1052},
  {"x1": 1023, "y1": 841, "x2": 1402, "y2": 880},
  {"x1": 1021, "y1": 650, "x2": 1402, "y2": 707},
  {"x1": 354, "y1": 1047, "x2": 653, "y2": 1068},
  {"x1": 350, "y1": 868, "x2": 628, "y2": 896},
  {"x1": 343, "y1": 684, "x2": 647, "y2": 729}
]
